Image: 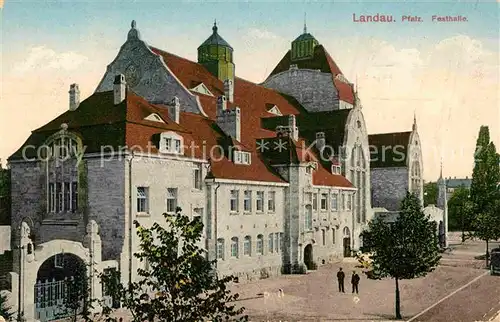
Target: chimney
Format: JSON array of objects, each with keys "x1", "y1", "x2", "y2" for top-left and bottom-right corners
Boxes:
[
  {"x1": 288, "y1": 114, "x2": 298, "y2": 141},
  {"x1": 216, "y1": 95, "x2": 227, "y2": 115},
  {"x1": 69, "y1": 84, "x2": 80, "y2": 111},
  {"x1": 113, "y1": 74, "x2": 126, "y2": 105},
  {"x1": 168, "y1": 96, "x2": 180, "y2": 123},
  {"x1": 224, "y1": 79, "x2": 234, "y2": 103},
  {"x1": 316, "y1": 132, "x2": 325, "y2": 151},
  {"x1": 217, "y1": 104, "x2": 241, "y2": 142}
]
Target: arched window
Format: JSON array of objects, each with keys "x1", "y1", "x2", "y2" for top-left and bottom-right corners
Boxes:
[
  {"x1": 268, "y1": 233, "x2": 274, "y2": 253},
  {"x1": 230, "y1": 237, "x2": 239, "y2": 258},
  {"x1": 44, "y1": 130, "x2": 81, "y2": 215},
  {"x1": 216, "y1": 238, "x2": 224, "y2": 260},
  {"x1": 243, "y1": 236, "x2": 252, "y2": 256},
  {"x1": 256, "y1": 234, "x2": 264, "y2": 255}
]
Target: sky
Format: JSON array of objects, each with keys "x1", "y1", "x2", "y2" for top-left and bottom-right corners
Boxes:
[{"x1": 0, "y1": 0, "x2": 499, "y2": 181}]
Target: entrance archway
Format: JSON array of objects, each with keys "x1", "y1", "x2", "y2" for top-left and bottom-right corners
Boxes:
[
  {"x1": 304, "y1": 244, "x2": 314, "y2": 270},
  {"x1": 343, "y1": 227, "x2": 351, "y2": 257},
  {"x1": 34, "y1": 253, "x2": 86, "y2": 321}
]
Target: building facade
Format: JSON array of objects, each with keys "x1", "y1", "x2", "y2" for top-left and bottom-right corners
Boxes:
[{"x1": 4, "y1": 21, "x2": 426, "y2": 321}]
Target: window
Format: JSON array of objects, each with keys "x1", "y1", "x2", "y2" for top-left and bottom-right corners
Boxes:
[
  {"x1": 49, "y1": 183, "x2": 56, "y2": 212},
  {"x1": 280, "y1": 233, "x2": 284, "y2": 252},
  {"x1": 230, "y1": 190, "x2": 239, "y2": 212},
  {"x1": 160, "y1": 132, "x2": 183, "y2": 154},
  {"x1": 256, "y1": 191, "x2": 264, "y2": 212},
  {"x1": 216, "y1": 238, "x2": 224, "y2": 260},
  {"x1": 322, "y1": 229, "x2": 326, "y2": 245},
  {"x1": 137, "y1": 187, "x2": 148, "y2": 213},
  {"x1": 244, "y1": 236, "x2": 252, "y2": 256},
  {"x1": 312, "y1": 193, "x2": 318, "y2": 211},
  {"x1": 331, "y1": 193, "x2": 338, "y2": 211},
  {"x1": 174, "y1": 139, "x2": 181, "y2": 153},
  {"x1": 332, "y1": 165, "x2": 341, "y2": 174},
  {"x1": 268, "y1": 191, "x2": 276, "y2": 212},
  {"x1": 234, "y1": 151, "x2": 251, "y2": 165},
  {"x1": 64, "y1": 182, "x2": 71, "y2": 212},
  {"x1": 71, "y1": 182, "x2": 78, "y2": 212},
  {"x1": 166, "y1": 188, "x2": 177, "y2": 213},
  {"x1": 320, "y1": 193, "x2": 328, "y2": 211},
  {"x1": 268, "y1": 233, "x2": 274, "y2": 253},
  {"x1": 231, "y1": 237, "x2": 239, "y2": 258},
  {"x1": 54, "y1": 254, "x2": 64, "y2": 268},
  {"x1": 274, "y1": 233, "x2": 279, "y2": 253},
  {"x1": 193, "y1": 165, "x2": 202, "y2": 190},
  {"x1": 305, "y1": 206, "x2": 312, "y2": 230},
  {"x1": 244, "y1": 191, "x2": 252, "y2": 212},
  {"x1": 165, "y1": 138, "x2": 172, "y2": 151},
  {"x1": 332, "y1": 228, "x2": 336, "y2": 244},
  {"x1": 347, "y1": 193, "x2": 352, "y2": 210},
  {"x1": 56, "y1": 183, "x2": 63, "y2": 212},
  {"x1": 256, "y1": 235, "x2": 263, "y2": 255}
]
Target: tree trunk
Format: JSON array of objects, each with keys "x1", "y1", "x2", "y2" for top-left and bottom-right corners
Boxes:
[
  {"x1": 395, "y1": 277, "x2": 402, "y2": 319},
  {"x1": 486, "y1": 239, "x2": 489, "y2": 268}
]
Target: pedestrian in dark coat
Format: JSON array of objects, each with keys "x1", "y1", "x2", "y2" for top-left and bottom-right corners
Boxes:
[
  {"x1": 337, "y1": 267, "x2": 345, "y2": 293},
  {"x1": 351, "y1": 271, "x2": 360, "y2": 294}
]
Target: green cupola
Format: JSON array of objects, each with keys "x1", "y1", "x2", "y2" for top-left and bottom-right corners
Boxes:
[
  {"x1": 197, "y1": 21, "x2": 235, "y2": 82},
  {"x1": 291, "y1": 21, "x2": 319, "y2": 61}
]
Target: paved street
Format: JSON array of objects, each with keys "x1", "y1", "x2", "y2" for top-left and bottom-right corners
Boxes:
[{"x1": 99, "y1": 238, "x2": 500, "y2": 322}]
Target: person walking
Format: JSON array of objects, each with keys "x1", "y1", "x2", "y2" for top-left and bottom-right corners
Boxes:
[
  {"x1": 337, "y1": 267, "x2": 345, "y2": 293},
  {"x1": 351, "y1": 271, "x2": 360, "y2": 294}
]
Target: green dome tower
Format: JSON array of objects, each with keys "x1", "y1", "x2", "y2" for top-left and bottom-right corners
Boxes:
[
  {"x1": 197, "y1": 21, "x2": 235, "y2": 82},
  {"x1": 291, "y1": 19, "x2": 319, "y2": 61}
]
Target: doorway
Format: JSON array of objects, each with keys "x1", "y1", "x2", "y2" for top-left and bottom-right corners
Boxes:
[
  {"x1": 304, "y1": 244, "x2": 313, "y2": 270},
  {"x1": 343, "y1": 227, "x2": 351, "y2": 257}
]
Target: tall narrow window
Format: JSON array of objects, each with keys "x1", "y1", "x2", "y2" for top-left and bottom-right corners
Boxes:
[
  {"x1": 322, "y1": 229, "x2": 326, "y2": 245},
  {"x1": 193, "y1": 165, "x2": 202, "y2": 190},
  {"x1": 49, "y1": 183, "x2": 56, "y2": 212},
  {"x1": 71, "y1": 182, "x2": 78, "y2": 212},
  {"x1": 332, "y1": 228, "x2": 336, "y2": 244},
  {"x1": 268, "y1": 191, "x2": 276, "y2": 212},
  {"x1": 56, "y1": 183, "x2": 63, "y2": 213},
  {"x1": 137, "y1": 187, "x2": 148, "y2": 213},
  {"x1": 347, "y1": 193, "x2": 352, "y2": 210},
  {"x1": 256, "y1": 191, "x2": 264, "y2": 212},
  {"x1": 244, "y1": 191, "x2": 252, "y2": 212},
  {"x1": 244, "y1": 236, "x2": 252, "y2": 256},
  {"x1": 64, "y1": 182, "x2": 71, "y2": 212},
  {"x1": 320, "y1": 193, "x2": 328, "y2": 211},
  {"x1": 268, "y1": 233, "x2": 274, "y2": 253},
  {"x1": 175, "y1": 139, "x2": 182, "y2": 153},
  {"x1": 216, "y1": 238, "x2": 224, "y2": 260},
  {"x1": 165, "y1": 138, "x2": 172, "y2": 151},
  {"x1": 231, "y1": 237, "x2": 239, "y2": 258},
  {"x1": 275, "y1": 233, "x2": 279, "y2": 253},
  {"x1": 280, "y1": 233, "x2": 284, "y2": 252},
  {"x1": 230, "y1": 190, "x2": 239, "y2": 212},
  {"x1": 256, "y1": 235, "x2": 263, "y2": 255},
  {"x1": 166, "y1": 188, "x2": 178, "y2": 213},
  {"x1": 305, "y1": 206, "x2": 312, "y2": 230},
  {"x1": 312, "y1": 193, "x2": 318, "y2": 211},
  {"x1": 331, "y1": 193, "x2": 338, "y2": 211}
]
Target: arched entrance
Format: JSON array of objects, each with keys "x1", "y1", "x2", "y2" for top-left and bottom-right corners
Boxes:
[
  {"x1": 343, "y1": 227, "x2": 351, "y2": 257},
  {"x1": 304, "y1": 244, "x2": 314, "y2": 270},
  {"x1": 34, "y1": 253, "x2": 86, "y2": 321}
]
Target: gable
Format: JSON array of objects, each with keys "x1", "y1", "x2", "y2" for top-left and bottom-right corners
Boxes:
[
  {"x1": 144, "y1": 113, "x2": 165, "y2": 123},
  {"x1": 190, "y1": 82, "x2": 214, "y2": 96},
  {"x1": 266, "y1": 104, "x2": 282, "y2": 116}
]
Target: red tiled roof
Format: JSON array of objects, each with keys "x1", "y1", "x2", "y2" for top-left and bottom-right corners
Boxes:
[{"x1": 266, "y1": 45, "x2": 354, "y2": 104}]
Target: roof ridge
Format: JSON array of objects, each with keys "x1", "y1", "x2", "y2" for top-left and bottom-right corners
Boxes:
[
  {"x1": 369, "y1": 131, "x2": 412, "y2": 136},
  {"x1": 150, "y1": 46, "x2": 198, "y2": 65}
]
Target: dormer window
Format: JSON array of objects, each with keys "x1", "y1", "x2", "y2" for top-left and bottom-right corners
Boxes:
[
  {"x1": 144, "y1": 113, "x2": 165, "y2": 123},
  {"x1": 266, "y1": 104, "x2": 282, "y2": 116},
  {"x1": 234, "y1": 151, "x2": 251, "y2": 165},
  {"x1": 160, "y1": 132, "x2": 183, "y2": 155},
  {"x1": 190, "y1": 82, "x2": 214, "y2": 96},
  {"x1": 332, "y1": 165, "x2": 341, "y2": 175}
]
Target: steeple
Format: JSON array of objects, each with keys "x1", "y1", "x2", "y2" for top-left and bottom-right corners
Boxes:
[
  {"x1": 412, "y1": 111, "x2": 418, "y2": 131},
  {"x1": 197, "y1": 21, "x2": 235, "y2": 82},
  {"x1": 437, "y1": 161, "x2": 447, "y2": 210},
  {"x1": 291, "y1": 20, "x2": 319, "y2": 61}
]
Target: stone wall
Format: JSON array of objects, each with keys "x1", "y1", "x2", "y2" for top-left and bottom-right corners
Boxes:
[
  {"x1": 262, "y1": 69, "x2": 339, "y2": 112},
  {"x1": 370, "y1": 167, "x2": 409, "y2": 211}
]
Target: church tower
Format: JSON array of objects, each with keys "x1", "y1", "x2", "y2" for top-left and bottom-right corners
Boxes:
[
  {"x1": 290, "y1": 17, "x2": 319, "y2": 61},
  {"x1": 437, "y1": 163, "x2": 447, "y2": 210},
  {"x1": 197, "y1": 21, "x2": 235, "y2": 83}
]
